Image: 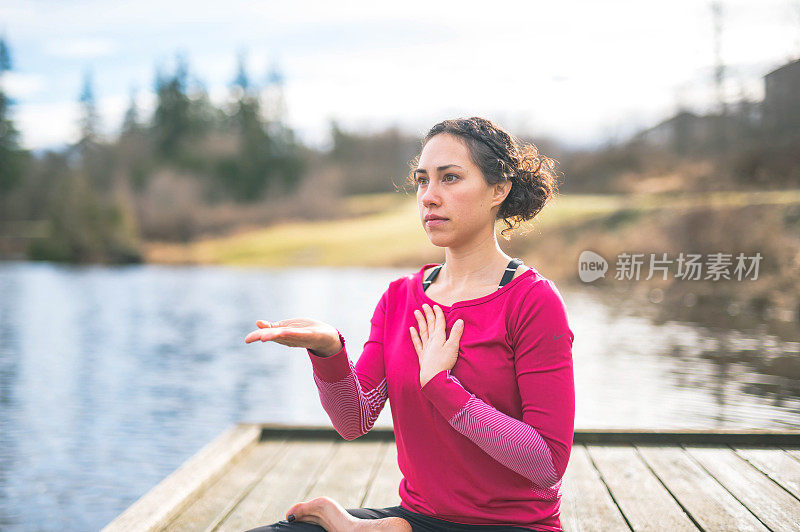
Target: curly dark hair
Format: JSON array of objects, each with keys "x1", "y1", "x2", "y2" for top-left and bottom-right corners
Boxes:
[{"x1": 405, "y1": 116, "x2": 562, "y2": 239}]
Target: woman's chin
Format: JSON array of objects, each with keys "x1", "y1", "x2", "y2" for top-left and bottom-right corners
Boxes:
[{"x1": 426, "y1": 233, "x2": 452, "y2": 247}]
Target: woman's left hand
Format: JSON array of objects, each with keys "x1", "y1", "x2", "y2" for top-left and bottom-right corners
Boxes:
[{"x1": 410, "y1": 303, "x2": 464, "y2": 388}]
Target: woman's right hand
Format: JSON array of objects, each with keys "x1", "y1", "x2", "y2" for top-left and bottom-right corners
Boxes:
[{"x1": 244, "y1": 317, "x2": 342, "y2": 356}]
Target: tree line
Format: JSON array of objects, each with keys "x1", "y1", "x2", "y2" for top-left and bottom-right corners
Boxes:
[
  {"x1": 4, "y1": 35, "x2": 795, "y2": 264},
  {"x1": 1, "y1": 38, "x2": 413, "y2": 263}
]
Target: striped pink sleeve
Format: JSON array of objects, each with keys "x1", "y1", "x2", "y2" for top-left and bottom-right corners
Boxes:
[
  {"x1": 420, "y1": 280, "x2": 575, "y2": 491},
  {"x1": 306, "y1": 289, "x2": 390, "y2": 441}
]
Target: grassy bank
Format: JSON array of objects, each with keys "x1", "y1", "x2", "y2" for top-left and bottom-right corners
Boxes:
[{"x1": 145, "y1": 188, "x2": 800, "y2": 269}]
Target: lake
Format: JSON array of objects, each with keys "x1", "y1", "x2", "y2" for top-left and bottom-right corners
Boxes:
[{"x1": 1, "y1": 261, "x2": 798, "y2": 530}]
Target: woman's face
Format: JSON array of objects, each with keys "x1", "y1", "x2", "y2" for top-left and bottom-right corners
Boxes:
[{"x1": 414, "y1": 133, "x2": 509, "y2": 248}]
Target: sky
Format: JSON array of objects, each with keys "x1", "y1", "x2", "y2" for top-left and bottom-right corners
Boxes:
[{"x1": 1, "y1": 0, "x2": 799, "y2": 153}]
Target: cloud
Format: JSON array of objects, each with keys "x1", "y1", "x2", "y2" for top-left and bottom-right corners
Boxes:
[
  {"x1": 0, "y1": 72, "x2": 46, "y2": 98},
  {"x1": 15, "y1": 101, "x2": 80, "y2": 150},
  {"x1": 2, "y1": 0, "x2": 793, "y2": 152},
  {"x1": 15, "y1": 91, "x2": 158, "y2": 150},
  {"x1": 43, "y1": 38, "x2": 118, "y2": 59}
]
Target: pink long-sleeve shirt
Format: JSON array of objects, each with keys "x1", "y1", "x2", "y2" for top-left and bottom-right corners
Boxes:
[{"x1": 306, "y1": 263, "x2": 575, "y2": 531}]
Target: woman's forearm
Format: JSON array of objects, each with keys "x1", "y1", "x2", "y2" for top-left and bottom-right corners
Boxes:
[{"x1": 307, "y1": 330, "x2": 389, "y2": 440}]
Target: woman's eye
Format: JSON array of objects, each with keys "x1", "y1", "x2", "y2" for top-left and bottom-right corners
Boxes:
[{"x1": 416, "y1": 174, "x2": 457, "y2": 186}]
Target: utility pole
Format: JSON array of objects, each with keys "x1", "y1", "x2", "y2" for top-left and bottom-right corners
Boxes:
[{"x1": 711, "y1": 1, "x2": 727, "y2": 151}]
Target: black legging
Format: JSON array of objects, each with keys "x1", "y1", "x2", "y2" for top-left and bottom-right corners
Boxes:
[{"x1": 244, "y1": 505, "x2": 544, "y2": 532}]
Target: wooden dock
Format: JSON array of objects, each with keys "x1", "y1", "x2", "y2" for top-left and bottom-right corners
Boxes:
[{"x1": 104, "y1": 424, "x2": 800, "y2": 531}]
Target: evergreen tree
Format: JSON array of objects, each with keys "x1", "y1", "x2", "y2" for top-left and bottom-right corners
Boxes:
[
  {"x1": 232, "y1": 53, "x2": 262, "y2": 140},
  {"x1": 78, "y1": 69, "x2": 100, "y2": 146},
  {"x1": 262, "y1": 62, "x2": 303, "y2": 193},
  {"x1": 121, "y1": 86, "x2": 142, "y2": 137},
  {"x1": 185, "y1": 76, "x2": 218, "y2": 138},
  {"x1": 28, "y1": 172, "x2": 141, "y2": 264},
  {"x1": 152, "y1": 53, "x2": 191, "y2": 158},
  {"x1": 75, "y1": 69, "x2": 112, "y2": 191},
  {"x1": 263, "y1": 61, "x2": 287, "y2": 129},
  {"x1": 119, "y1": 85, "x2": 151, "y2": 192},
  {"x1": 0, "y1": 37, "x2": 27, "y2": 194},
  {"x1": 216, "y1": 51, "x2": 274, "y2": 200},
  {"x1": 232, "y1": 50, "x2": 250, "y2": 94}
]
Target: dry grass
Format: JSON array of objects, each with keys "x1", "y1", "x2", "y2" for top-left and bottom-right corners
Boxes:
[
  {"x1": 144, "y1": 189, "x2": 800, "y2": 274},
  {"x1": 145, "y1": 196, "x2": 433, "y2": 267}
]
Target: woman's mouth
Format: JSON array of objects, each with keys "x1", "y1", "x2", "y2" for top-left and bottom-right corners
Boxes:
[{"x1": 425, "y1": 219, "x2": 448, "y2": 227}]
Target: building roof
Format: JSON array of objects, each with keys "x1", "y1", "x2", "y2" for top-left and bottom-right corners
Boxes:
[{"x1": 765, "y1": 58, "x2": 800, "y2": 79}]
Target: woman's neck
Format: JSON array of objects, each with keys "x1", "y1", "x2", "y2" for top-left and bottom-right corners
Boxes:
[{"x1": 440, "y1": 237, "x2": 512, "y2": 291}]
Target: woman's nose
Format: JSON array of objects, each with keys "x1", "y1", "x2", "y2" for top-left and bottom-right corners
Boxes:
[{"x1": 420, "y1": 182, "x2": 440, "y2": 206}]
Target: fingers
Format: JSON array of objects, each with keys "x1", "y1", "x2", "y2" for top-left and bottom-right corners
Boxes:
[
  {"x1": 415, "y1": 304, "x2": 454, "y2": 343},
  {"x1": 245, "y1": 329, "x2": 263, "y2": 343},
  {"x1": 427, "y1": 304, "x2": 445, "y2": 342},
  {"x1": 409, "y1": 326, "x2": 422, "y2": 357},
  {"x1": 245, "y1": 325, "x2": 284, "y2": 343},
  {"x1": 432, "y1": 305, "x2": 445, "y2": 334},
  {"x1": 248, "y1": 320, "x2": 284, "y2": 343},
  {"x1": 257, "y1": 319, "x2": 285, "y2": 329},
  {"x1": 246, "y1": 321, "x2": 273, "y2": 342},
  {"x1": 445, "y1": 319, "x2": 464, "y2": 346},
  {"x1": 413, "y1": 309, "x2": 428, "y2": 341},
  {"x1": 422, "y1": 304, "x2": 435, "y2": 330},
  {"x1": 245, "y1": 329, "x2": 273, "y2": 343}
]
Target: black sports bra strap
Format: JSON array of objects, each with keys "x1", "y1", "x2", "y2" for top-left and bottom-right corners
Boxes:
[
  {"x1": 498, "y1": 258, "x2": 524, "y2": 288},
  {"x1": 423, "y1": 258, "x2": 523, "y2": 292},
  {"x1": 422, "y1": 264, "x2": 443, "y2": 291}
]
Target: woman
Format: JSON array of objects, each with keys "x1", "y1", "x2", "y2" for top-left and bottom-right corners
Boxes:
[{"x1": 244, "y1": 117, "x2": 575, "y2": 532}]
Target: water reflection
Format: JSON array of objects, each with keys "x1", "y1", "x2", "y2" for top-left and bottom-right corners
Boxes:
[
  {"x1": 0, "y1": 262, "x2": 798, "y2": 530},
  {"x1": 572, "y1": 285, "x2": 800, "y2": 430}
]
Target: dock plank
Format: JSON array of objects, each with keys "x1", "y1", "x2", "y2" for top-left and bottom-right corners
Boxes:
[
  {"x1": 361, "y1": 441, "x2": 404, "y2": 509},
  {"x1": 784, "y1": 447, "x2": 800, "y2": 461},
  {"x1": 734, "y1": 447, "x2": 800, "y2": 500},
  {"x1": 684, "y1": 445, "x2": 800, "y2": 531},
  {"x1": 102, "y1": 424, "x2": 261, "y2": 532},
  {"x1": 108, "y1": 426, "x2": 800, "y2": 531},
  {"x1": 305, "y1": 439, "x2": 387, "y2": 507},
  {"x1": 636, "y1": 445, "x2": 768, "y2": 531},
  {"x1": 561, "y1": 444, "x2": 629, "y2": 532},
  {"x1": 164, "y1": 438, "x2": 287, "y2": 532},
  {"x1": 587, "y1": 445, "x2": 697, "y2": 530},
  {"x1": 216, "y1": 438, "x2": 337, "y2": 532}
]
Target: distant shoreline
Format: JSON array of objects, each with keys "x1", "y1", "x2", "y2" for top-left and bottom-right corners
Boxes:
[{"x1": 139, "y1": 189, "x2": 800, "y2": 329}]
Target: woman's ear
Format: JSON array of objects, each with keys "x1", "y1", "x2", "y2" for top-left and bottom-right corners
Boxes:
[{"x1": 491, "y1": 180, "x2": 512, "y2": 208}]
